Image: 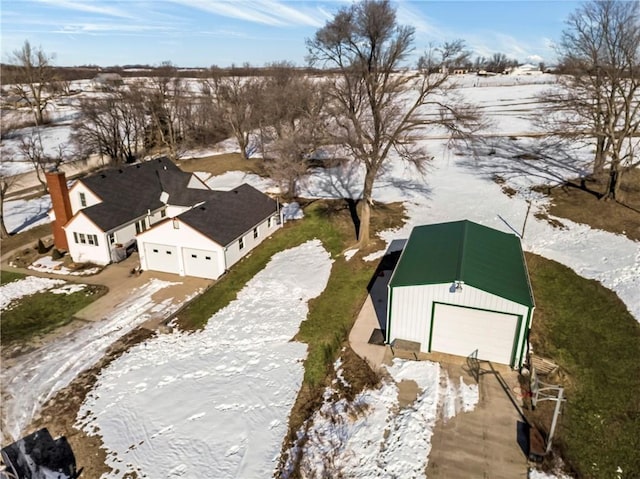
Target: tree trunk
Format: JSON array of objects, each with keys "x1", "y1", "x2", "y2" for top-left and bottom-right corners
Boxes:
[
  {"x1": 0, "y1": 215, "x2": 9, "y2": 239},
  {"x1": 357, "y1": 166, "x2": 376, "y2": 246},
  {"x1": 603, "y1": 166, "x2": 621, "y2": 201},
  {"x1": 34, "y1": 165, "x2": 48, "y2": 194},
  {"x1": 593, "y1": 135, "x2": 607, "y2": 175},
  {"x1": 0, "y1": 190, "x2": 9, "y2": 239},
  {"x1": 237, "y1": 131, "x2": 249, "y2": 160}
]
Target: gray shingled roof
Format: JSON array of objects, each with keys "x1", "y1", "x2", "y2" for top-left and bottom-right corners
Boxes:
[
  {"x1": 78, "y1": 157, "x2": 216, "y2": 231},
  {"x1": 178, "y1": 184, "x2": 278, "y2": 246}
]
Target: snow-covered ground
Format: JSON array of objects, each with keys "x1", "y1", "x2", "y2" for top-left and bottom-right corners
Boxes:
[
  {"x1": 0, "y1": 276, "x2": 64, "y2": 310},
  {"x1": 1, "y1": 123, "x2": 75, "y2": 176},
  {"x1": 2, "y1": 194, "x2": 52, "y2": 235},
  {"x1": 28, "y1": 256, "x2": 101, "y2": 276},
  {"x1": 76, "y1": 241, "x2": 332, "y2": 478},
  {"x1": 0, "y1": 278, "x2": 183, "y2": 444},
  {"x1": 284, "y1": 358, "x2": 479, "y2": 478}
]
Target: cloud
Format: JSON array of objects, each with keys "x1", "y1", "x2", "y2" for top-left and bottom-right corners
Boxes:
[
  {"x1": 166, "y1": 0, "x2": 323, "y2": 27},
  {"x1": 527, "y1": 54, "x2": 544, "y2": 63},
  {"x1": 33, "y1": 0, "x2": 135, "y2": 19},
  {"x1": 55, "y1": 23, "x2": 175, "y2": 34},
  {"x1": 395, "y1": 1, "x2": 446, "y2": 39}
]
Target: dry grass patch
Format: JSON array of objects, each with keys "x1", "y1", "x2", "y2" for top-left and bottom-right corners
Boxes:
[
  {"x1": 1, "y1": 224, "x2": 52, "y2": 257},
  {"x1": 177, "y1": 152, "x2": 265, "y2": 177},
  {"x1": 525, "y1": 252, "x2": 640, "y2": 478},
  {"x1": 544, "y1": 168, "x2": 640, "y2": 241}
]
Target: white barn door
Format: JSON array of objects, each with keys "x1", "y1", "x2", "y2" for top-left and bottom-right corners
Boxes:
[{"x1": 431, "y1": 303, "x2": 519, "y2": 365}]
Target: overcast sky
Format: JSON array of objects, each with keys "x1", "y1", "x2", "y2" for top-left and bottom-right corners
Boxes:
[{"x1": 1, "y1": 0, "x2": 580, "y2": 68}]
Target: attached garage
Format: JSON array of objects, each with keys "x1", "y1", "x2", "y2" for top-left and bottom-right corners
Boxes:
[
  {"x1": 386, "y1": 220, "x2": 535, "y2": 368},
  {"x1": 136, "y1": 184, "x2": 280, "y2": 280},
  {"x1": 144, "y1": 243, "x2": 179, "y2": 274}
]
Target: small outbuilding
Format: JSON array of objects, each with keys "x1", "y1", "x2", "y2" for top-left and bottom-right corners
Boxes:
[{"x1": 386, "y1": 220, "x2": 535, "y2": 368}]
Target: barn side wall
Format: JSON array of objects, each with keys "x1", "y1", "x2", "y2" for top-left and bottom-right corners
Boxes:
[{"x1": 387, "y1": 283, "x2": 531, "y2": 366}]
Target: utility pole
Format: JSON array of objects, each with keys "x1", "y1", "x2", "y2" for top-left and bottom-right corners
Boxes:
[{"x1": 521, "y1": 199, "x2": 532, "y2": 239}]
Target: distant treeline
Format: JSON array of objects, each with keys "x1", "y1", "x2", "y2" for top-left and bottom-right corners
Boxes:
[{"x1": 0, "y1": 63, "x2": 333, "y2": 87}]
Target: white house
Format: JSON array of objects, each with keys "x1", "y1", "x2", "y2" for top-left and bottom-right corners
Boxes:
[
  {"x1": 507, "y1": 63, "x2": 543, "y2": 76},
  {"x1": 46, "y1": 158, "x2": 281, "y2": 278},
  {"x1": 137, "y1": 184, "x2": 281, "y2": 280},
  {"x1": 386, "y1": 220, "x2": 535, "y2": 368}
]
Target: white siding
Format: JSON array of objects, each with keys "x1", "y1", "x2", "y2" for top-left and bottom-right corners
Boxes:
[
  {"x1": 111, "y1": 222, "x2": 138, "y2": 248},
  {"x1": 148, "y1": 208, "x2": 168, "y2": 226},
  {"x1": 64, "y1": 213, "x2": 110, "y2": 265},
  {"x1": 69, "y1": 182, "x2": 102, "y2": 215},
  {"x1": 223, "y1": 215, "x2": 281, "y2": 269},
  {"x1": 388, "y1": 283, "x2": 530, "y2": 366}
]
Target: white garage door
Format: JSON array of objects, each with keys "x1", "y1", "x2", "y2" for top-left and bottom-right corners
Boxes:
[
  {"x1": 431, "y1": 303, "x2": 519, "y2": 365},
  {"x1": 144, "y1": 243, "x2": 179, "y2": 274},
  {"x1": 183, "y1": 247, "x2": 218, "y2": 279}
]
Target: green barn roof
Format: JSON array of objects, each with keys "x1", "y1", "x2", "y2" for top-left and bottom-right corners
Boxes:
[{"x1": 389, "y1": 220, "x2": 534, "y2": 307}]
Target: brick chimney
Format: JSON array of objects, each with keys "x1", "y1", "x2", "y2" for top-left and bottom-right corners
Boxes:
[{"x1": 46, "y1": 170, "x2": 72, "y2": 251}]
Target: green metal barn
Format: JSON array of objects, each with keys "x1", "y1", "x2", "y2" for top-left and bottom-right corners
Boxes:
[{"x1": 386, "y1": 220, "x2": 535, "y2": 368}]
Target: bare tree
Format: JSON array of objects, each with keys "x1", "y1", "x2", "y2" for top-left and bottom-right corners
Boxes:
[
  {"x1": 145, "y1": 62, "x2": 193, "y2": 160},
  {"x1": 438, "y1": 39, "x2": 471, "y2": 73},
  {"x1": 204, "y1": 67, "x2": 260, "y2": 160},
  {"x1": 255, "y1": 63, "x2": 327, "y2": 197},
  {"x1": 307, "y1": 0, "x2": 480, "y2": 245},
  {"x1": 0, "y1": 172, "x2": 18, "y2": 239},
  {"x1": 19, "y1": 129, "x2": 49, "y2": 193},
  {"x1": 8, "y1": 40, "x2": 56, "y2": 126},
  {"x1": 72, "y1": 87, "x2": 146, "y2": 165},
  {"x1": 545, "y1": 0, "x2": 640, "y2": 200}
]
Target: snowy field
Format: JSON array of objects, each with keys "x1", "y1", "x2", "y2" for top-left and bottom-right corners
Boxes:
[
  {"x1": 0, "y1": 278, "x2": 185, "y2": 444},
  {"x1": 2, "y1": 194, "x2": 52, "y2": 235},
  {"x1": 284, "y1": 358, "x2": 478, "y2": 478},
  {"x1": 76, "y1": 241, "x2": 332, "y2": 478},
  {"x1": 1, "y1": 75, "x2": 637, "y2": 477}
]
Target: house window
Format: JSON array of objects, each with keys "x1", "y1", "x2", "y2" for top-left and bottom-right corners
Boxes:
[
  {"x1": 205, "y1": 256, "x2": 211, "y2": 260},
  {"x1": 239, "y1": 237, "x2": 244, "y2": 250},
  {"x1": 87, "y1": 234, "x2": 98, "y2": 246},
  {"x1": 108, "y1": 233, "x2": 116, "y2": 245},
  {"x1": 267, "y1": 217, "x2": 272, "y2": 228},
  {"x1": 166, "y1": 250, "x2": 172, "y2": 255},
  {"x1": 253, "y1": 227, "x2": 259, "y2": 239},
  {"x1": 79, "y1": 233, "x2": 86, "y2": 244},
  {"x1": 74, "y1": 232, "x2": 79, "y2": 244},
  {"x1": 79, "y1": 192, "x2": 86, "y2": 207},
  {"x1": 153, "y1": 249, "x2": 159, "y2": 253},
  {"x1": 161, "y1": 209, "x2": 167, "y2": 218},
  {"x1": 135, "y1": 219, "x2": 147, "y2": 234},
  {"x1": 191, "y1": 254, "x2": 197, "y2": 258}
]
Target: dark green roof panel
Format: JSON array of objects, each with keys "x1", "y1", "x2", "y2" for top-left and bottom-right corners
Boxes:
[{"x1": 390, "y1": 220, "x2": 534, "y2": 307}]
